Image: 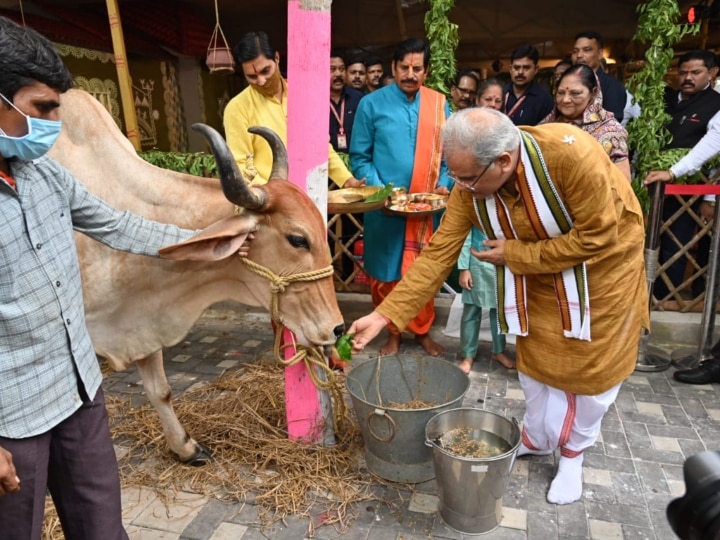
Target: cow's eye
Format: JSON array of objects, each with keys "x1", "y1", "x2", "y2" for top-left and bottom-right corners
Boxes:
[{"x1": 287, "y1": 234, "x2": 309, "y2": 249}]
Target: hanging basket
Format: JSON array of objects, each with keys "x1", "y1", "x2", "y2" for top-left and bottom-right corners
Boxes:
[
  {"x1": 206, "y1": 46, "x2": 235, "y2": 74},
  {"x1": 206, "y1": 1, "x2": 234, "y2": 75}
]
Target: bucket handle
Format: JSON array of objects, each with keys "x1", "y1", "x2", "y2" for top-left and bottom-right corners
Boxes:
[{"x1": 367, "y1": 408, "x2": 396, "y2": 443}]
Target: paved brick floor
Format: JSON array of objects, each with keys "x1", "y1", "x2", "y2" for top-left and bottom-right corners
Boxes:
[{"x1": 102, "y1": 298, "x2": 719, "y2": 540}]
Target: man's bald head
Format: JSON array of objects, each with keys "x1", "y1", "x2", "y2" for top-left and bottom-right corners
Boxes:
[{"x1": 443, "y1": 107, "x2": 519, "y2": 167}]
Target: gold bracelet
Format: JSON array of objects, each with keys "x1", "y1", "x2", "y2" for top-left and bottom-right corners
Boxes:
[{"x1": 668, "y1": 169, "x2": 676, "y2": 181}]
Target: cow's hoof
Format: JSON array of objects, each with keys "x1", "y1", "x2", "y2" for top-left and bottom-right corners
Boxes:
[{"x1": 178, "y1": 443, "x2": 214, "y2": 467}]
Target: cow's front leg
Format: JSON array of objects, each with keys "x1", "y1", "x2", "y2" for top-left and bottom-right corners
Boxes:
[{"x1": 136, "y1": 351, "x2": 213, "y2": 465}]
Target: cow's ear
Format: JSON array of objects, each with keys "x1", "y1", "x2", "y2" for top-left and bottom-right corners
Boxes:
[{"x1": 158, "y1": 215, "x2": 257, "y2": 261}]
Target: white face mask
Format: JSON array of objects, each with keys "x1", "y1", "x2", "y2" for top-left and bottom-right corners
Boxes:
[{"x1": 0, "y1": 92, "x2": 62, "y2": 161}]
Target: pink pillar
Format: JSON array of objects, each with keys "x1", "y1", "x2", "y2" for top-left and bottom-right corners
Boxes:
[{"x1": 284, "y1": 0, "x2": 334, "y2": 445}]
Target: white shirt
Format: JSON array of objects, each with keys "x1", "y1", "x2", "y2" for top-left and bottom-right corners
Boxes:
[{"x1": 669, "y1": 87, "x2": 720, "y2": 180}]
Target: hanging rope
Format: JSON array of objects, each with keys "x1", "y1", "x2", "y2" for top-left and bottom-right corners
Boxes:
[{"x1": 239, "y1": 257, "x2": 348, "y2": 429}]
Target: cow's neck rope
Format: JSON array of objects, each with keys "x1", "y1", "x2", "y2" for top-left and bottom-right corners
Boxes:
[
  {"x1": 239, "y1": 257, "x2": 347, "y2": 428},
  {"x1": 239, "y1": 258, "x2": 335, "y2": 321}
]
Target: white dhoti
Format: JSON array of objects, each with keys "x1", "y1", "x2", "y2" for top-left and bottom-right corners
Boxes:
[{"x1": 519, "y1": 372, "x2": 621, "y2": 457}]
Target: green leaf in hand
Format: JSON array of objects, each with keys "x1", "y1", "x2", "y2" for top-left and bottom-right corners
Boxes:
[
  {"x1": 364, "y1": 183, "x2": 394, "y2": 203},
  {"x1": 334, "y1": 333, "x2": 355, "y2": 362}
]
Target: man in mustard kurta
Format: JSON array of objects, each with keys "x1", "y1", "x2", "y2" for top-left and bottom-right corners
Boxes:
[
  {"x1": 223, "y1": 31, "x2": 363, "y2": 188},
  {"x1": 349, "y1": 107, "x2": 648, "y2": 505}
]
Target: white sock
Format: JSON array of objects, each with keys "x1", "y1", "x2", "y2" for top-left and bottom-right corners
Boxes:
[
  {"x1": 547, "y1": 454, "x2": 584, "y2": 505},
  {"x1": 517, "y1": 442, "x2": 553, "y2": 457}
]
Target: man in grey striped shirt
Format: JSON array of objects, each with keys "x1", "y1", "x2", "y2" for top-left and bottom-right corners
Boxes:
[{"x1": 0, "y1": 17, "x2": 198, "y2": 539}]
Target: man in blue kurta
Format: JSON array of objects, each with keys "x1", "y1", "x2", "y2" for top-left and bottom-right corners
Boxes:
[{"x1": 350, "y1": 38, "x2": 453, "y2": 356}]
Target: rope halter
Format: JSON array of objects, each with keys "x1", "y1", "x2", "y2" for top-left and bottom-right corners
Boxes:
[
  {"x1": 239, "y1": 256, "x2": 346, "y2": 430},
  {"x1": 239, "y1": 257, "x2": 334, "y2": 325}
]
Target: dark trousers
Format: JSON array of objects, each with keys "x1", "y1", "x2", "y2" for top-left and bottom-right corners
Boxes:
[
  {"x1": 655, "y1": 197, "x2": 699, "y2": 299},
  {"x1": 655, "y1": 196, "x2": 712, "y2": 299},
  {"x1": 0, "y1": 387, "x2": 128, "y2": 540}
]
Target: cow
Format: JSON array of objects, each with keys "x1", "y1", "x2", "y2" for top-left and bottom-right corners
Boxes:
[{"x1": 48, "y1": 89, "x2": 344, "y2": 464}]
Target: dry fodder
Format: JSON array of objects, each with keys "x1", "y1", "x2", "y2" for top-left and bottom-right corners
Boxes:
[
  {"x1": 106, "y1": 363, "x2": 382, "y2": 534},
  {"x1": 42, "y1": 498, "x2": 62, "y2": 540}
]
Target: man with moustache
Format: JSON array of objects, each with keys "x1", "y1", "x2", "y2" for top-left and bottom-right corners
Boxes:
[
  {"x1": 348, "y1": 107, "x2": 647, "y2": 506},
  {"x1": 572, "y1": 30, "x2": 627, "y2": 123},
  {"x1": 364, "y1": 56, "x2": 385, "y2": 94},
  {"x1": 449, "y1": 68, "x2": 480, "y2": 111},
  {"x1": 345, "y1": 57, "x2": 367, "y2": 92},
  {"x1": 502, "y1": 45, "x2": 554, "y2": 126},
  {"x1": 329, "y1": 51, "x2": 364, "y2": 153},
  {"x1": 644, "y1": 51, "x2": 720, "y2": 374},
  {"x1": 350, "y1": 38, "x2": 453, "y2": 357},
  {"x1": 0, "y1": 17, "x2": 219, "y2": 538},
  {"x1": 224, "y1": 32, "x2": 364, "y2": 187}
]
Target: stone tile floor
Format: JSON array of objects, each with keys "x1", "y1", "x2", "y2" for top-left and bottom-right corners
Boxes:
[{"x1": 102, "y1": 299, "x2": 720, "y2": 540}]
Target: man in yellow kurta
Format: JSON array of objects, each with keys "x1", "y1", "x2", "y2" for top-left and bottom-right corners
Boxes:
[
  {"x1": 223, "y1": 31, "x2": 363, "y2": 188},
  {"x1": 349, "y1": 107, "x2": 648, "y2": 505}
]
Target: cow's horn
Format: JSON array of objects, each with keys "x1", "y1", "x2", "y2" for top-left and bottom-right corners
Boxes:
[
  {"x1": 248, "y1": 126, "x2": 289, "y2": 181},
  {"x1": 191, "y1": 123, "x2": 266, "y2": 211}
]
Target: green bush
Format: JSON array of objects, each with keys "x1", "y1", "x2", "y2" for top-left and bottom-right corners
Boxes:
[
  {"x1": 627, "y1": 0, "x2": 700, "y2": 213},
  {"x1": 139, "y1": 151, "x2": 218, "y2": 178}
]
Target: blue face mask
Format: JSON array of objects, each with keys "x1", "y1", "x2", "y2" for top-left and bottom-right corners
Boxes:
[{"x1": 0, "y1": 92, "x2": 62, "y2": 161}]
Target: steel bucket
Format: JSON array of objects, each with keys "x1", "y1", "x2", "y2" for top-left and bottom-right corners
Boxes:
[
  {"x1": 346, "y1": 355, "x2": 469, "y2": 483},
  {"x1": 425, "y1": 408, "x2": 521, "y2": 535}
]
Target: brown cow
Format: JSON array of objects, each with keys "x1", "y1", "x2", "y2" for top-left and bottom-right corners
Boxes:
[{"x1": 48, "y1": 89, "x2": 344, "y2": 463}]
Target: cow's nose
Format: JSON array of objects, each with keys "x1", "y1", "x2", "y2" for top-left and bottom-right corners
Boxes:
[{"x1": 333, "y1": 324, "x2": 345, "y2": 338}]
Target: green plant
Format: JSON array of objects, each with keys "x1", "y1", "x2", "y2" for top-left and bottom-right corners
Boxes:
[
  {"x1": 626, "y1": 0, "x2": 700, "y2": 211},
  {"x1": 422, "y1": 0, "x2": 458, "y2": 96},
  {"x1": 139, "y1": 151, "x2": 218, "y2": 178}
]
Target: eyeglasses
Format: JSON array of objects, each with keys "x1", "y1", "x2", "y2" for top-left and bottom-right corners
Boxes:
[
  {"x1": 449, "y1": 160, "x2": 494, "y2": 192},
  {"x1": 454, "y1": 87, "x2": 476, "y2": 96}
]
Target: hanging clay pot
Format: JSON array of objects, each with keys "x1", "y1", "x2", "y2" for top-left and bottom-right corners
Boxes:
[{"x1": 206, "y1": 47, "x2": 235, "y2": 74}]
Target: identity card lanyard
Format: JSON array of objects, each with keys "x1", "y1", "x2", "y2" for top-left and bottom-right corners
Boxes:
[
  {"x1": 504, "y1": 92, "x2": 527, "y2": 120},
  {"x1": 330, "y1": 98, "x2": 347, "y2": 150}
]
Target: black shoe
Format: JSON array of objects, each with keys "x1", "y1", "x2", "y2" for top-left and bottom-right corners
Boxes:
[{"x1": 674, "y1": 359, "x2": 720, "y2": 385}]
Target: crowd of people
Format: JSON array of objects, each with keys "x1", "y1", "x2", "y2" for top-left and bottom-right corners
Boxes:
[
  {"x1": 218, "y1": 29, "x2": 717, "y2": 507},
  {"x1": 1, "y1": 11, "x2": 720, "y2": 537},
  {"x1": 301, "y1": 34, "x2": 653, "y2": 508},
  {"x1": 259, "y1": 31, "x2": 717, "y2": 507}
]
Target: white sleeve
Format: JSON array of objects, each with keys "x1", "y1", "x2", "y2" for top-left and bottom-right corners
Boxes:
[
  {"x1": 621, "y1": 90, "x2": 641, "y2": 127},
  {"x1": 670, "y1": 110, "x2": 720, "y2": 178}
]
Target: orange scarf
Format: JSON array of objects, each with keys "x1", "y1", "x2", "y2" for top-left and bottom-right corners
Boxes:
[{"x1": 400, "y1": 87, "x2": 446, "y2": 275}]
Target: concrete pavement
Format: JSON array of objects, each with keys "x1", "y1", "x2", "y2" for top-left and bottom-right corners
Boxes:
[{"x1": 101, "y1": 294, "x2": 720, "y2": 539}]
